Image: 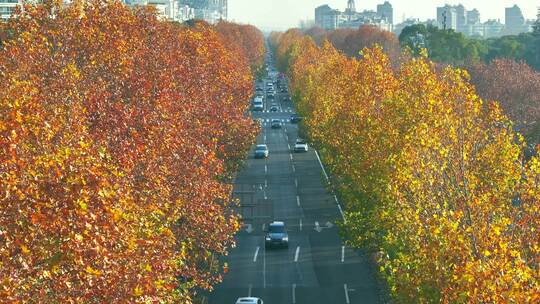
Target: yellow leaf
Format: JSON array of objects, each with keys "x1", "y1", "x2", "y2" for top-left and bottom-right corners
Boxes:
[{"x1": 133, "y1": 285, "x2": 143, "y2": 297}]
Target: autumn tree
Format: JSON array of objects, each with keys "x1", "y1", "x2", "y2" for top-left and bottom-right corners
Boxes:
[
  {"x1": 467, "y1": 59, "x2": 540, "y2": 144},
  {"x1": 272, "y1": 30, "x2": 540, "y2": 303},
  {"x1": 0, "y1": 0, "x2": 260, "y2": 302}
]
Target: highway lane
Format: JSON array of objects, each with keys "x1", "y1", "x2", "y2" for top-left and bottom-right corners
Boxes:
[{"x1": 208, "y1": 65, "x2": 383, "y2": 304}]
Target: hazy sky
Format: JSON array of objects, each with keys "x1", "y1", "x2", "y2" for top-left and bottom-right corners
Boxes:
[{"x1": 228, "y1": 0, "x2": 538, "y2": 31}]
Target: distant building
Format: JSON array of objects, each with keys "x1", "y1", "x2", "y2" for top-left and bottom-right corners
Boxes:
[
  {"x1": 393, "y1": 18, "x2": 436, "y2": 37},
  {"x1": 466, "y1": 9, "x2": 480, "y2": 25},
  {"x1": 315, "y1": 5, "x2": 340, "y2": 30},
  {"x1": 455, "y1": 4, "x2": 467, "y2": 33},
  {"x1": 315, "y1": 0, "x2": 393, "y2": 32},
  {"x1": 178, "y1": 0, "x2": 226, "y2": 23},
  {"x1": 132, "y1": 0, "x2": 179, "y2": 20},
  {"x1": 0, "y1": 0, "x2": 22, "y2": 20},
  {"x1": 376, "y1": 1, "x2": 393, "y2": 25},
  {"x1": 437, "y1": 5, "x2": 457, "y2": 30},
  {"x1": 504, "y1": 5, "x2": 526, "y2": 35},
  {"x1": 483, "y1": 19, "x2": 505, "y2": 38}
]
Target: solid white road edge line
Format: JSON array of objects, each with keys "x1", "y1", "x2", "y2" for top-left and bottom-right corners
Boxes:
[
  {"x1": 294, "y1": 246, "x2": 300, "y2": 262},
  {"x1": 315, "y1": 150, "x2": 345, "y2": 221},
  {"x1": 248, "y1": 284, "x2": 252, "y2": 297},
  {"x1": 344, "y1": 284, "x2": 350, "y2": 304},
  {"x1": 292, "y1": 284, "x2": 297, "y2": 304},
  {"x1": 341, "y1": 246, "x2": 345, "y2": 263},
  {"x1": 253, "y1": 246, "x2": 260, "y2": 262}
]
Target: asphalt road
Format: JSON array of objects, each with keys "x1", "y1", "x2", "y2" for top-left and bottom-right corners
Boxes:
[{"x1": 208, "y1": 61, "x2": 383, "y2": 304}]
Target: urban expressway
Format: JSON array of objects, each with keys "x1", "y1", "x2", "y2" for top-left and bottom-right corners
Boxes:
[{"x1": 208, "y1": 57, "x2": 384, "y2": 304}]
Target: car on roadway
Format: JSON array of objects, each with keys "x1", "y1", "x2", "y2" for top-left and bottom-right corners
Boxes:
[
  {"x1": 254, "y1": 144, "x2": 269, "y2": 159},
  {"x1": 269, "y1": 104, "x2": 279, "y2": 112},
  {"x1": 290, "y1": 114, "x2": 302, "y2": 123},
  {"x1": 294, "y1": 138, "x2": 308, "y2": 152},
  {"x1": 253, "y1": 101, "x2": 264, "y2": 111},
  {"x1": 280, "y1": 87, "x2": 287, "y2": 93},
  {"x1": 271, "y1": 119, "x2": 281, "y2": 129},
  {"x1": 267, "y1": 93, "x2": 274, "y2": 100},
  {"x1": 265, "y1": 221, "x2": 289, "y2": 249},
  {"x1": 235, "y1": 297, "x2": 264, "y2": 304}
]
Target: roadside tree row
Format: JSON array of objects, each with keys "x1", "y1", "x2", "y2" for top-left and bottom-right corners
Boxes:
[
  {"x1": 271, "y1": 29, "x2": 540, "y2": 303},
  {"x1": 0, "y1": 1, "x2": 263, "y2": 302}
]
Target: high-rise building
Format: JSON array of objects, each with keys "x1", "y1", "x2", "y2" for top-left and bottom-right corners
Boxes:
[
  {"x1": 376, "y1": 1, "x2": 393, "y2": 25},
  {"x1": 504, "y1": 5, "x2": 525, "y2": 35},
  {"x1": 315, "y1": 4, "x2": 340, "y2": 30},
  {"x1": 178, "y1": 0, "x2": 226, "y2": 22},
  {"x1": 466, "y1": 9, "x2": 480, "y2": 25},
  {"x1": 455, "y1": 4, "x2": 467, "y2": 32},
  {"x1": 0, "y1": 0, "x2": 22, "y2": 20},
  {"x1": 346, "y1": 0, "x2": 356, "y2": 14},
  {"x1": 437, "y1": 5, "x2": 457, "y2": 30}
]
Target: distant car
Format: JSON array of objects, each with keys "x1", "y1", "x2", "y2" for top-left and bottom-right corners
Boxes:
[
  {"x1": 235, "y1": 298, "x2": 263, "y2": 304},
  {"x1": 254, "y1": 144, "x2": 269, "y2": 159},
  {"x1": 267, "y1": 93, "x2": 275, "y2": 100},
  {"x1": 271, "y1": 119, "x2": 281, "y2": 129},
  {"x1": 294, "y1": 139, "x2": 308, "y2": 152},
  {"x1": 253, "y1": 96, "x2": 263, "y2": 103},
  {"x1": 253, "y1": 102, "x2": 264, "y2": 111},
  {"x1": 280, "y1": 87, "x2": 287, "y2": 93},
  {"x1": 290, "y1": 114, "x2": 302, "y2": 123},
  {"x1": 270, "y1": 104, "x2": 279, "y2": 112},
  {"x1": 265, "y1": 221, "x2": 288, "y2": 249},
  {"x1": 283, "y1": 95, "x2": 291, "y2": 102}
]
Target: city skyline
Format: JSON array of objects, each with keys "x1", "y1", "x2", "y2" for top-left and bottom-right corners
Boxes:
[{"x1": 228, "y1": 0, "x2": 538, "y2": 31}]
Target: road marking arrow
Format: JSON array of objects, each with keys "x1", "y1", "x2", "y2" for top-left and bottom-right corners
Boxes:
[
  {"x1": 245, "y1": 224, "x2": 254, "y2": 233},
  {"x1": 314, "y1": 221, "x2": 334, "y2": 232}
]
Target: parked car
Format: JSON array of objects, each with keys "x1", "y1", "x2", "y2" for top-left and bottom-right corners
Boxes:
[
  {"x1": 265, "y1": 221, "x2": 288, "y2": 249},
  {"x1": 254, "y1": 144, "x2": 269, "y2": 159},
  {"x1": 271, "y1": 119, "x2": 281, "y2": 129},
  {"x1": 294, "y1": 139, "x2": 308, "y2": 152},
  {"x1": 290, "y1": 114, "x2": 302, "y2": 123},
  {"x1": 236, "y1": 297, "x2": 263, "y2": 304}
]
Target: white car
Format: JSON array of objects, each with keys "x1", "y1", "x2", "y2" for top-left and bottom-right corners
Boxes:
[
  {"x1": 294, "y1": 139, "x2": 308, "y2": 152},
  {"x1": 236, "y1": 297, "x2": 263, "y2": 304}
]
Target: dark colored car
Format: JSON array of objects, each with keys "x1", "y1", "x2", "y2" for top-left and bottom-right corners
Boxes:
[
  {"x1": 271, "y1": 119, "x2": 281, "y2": 129},
  {"x1": 265, "y1": 221, "x2": 288, "y2": 249},
  {"x1": 290, "y1": 114, "x2": 302, "y2": 123}
]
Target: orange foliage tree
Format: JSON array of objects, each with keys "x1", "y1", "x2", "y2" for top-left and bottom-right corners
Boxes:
[
  {"x1": 272, "y1": 31, "x2": 540, "y2": 303},
  {"x1": 215, "y1": 21, "x2": 266, "y2": 76},
  {"x1": 467, "y1": 59, "x2": 540, "y2": 144},
  {"x1": 0, "y1": 0, "x2": 260, "y2": 302}
]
